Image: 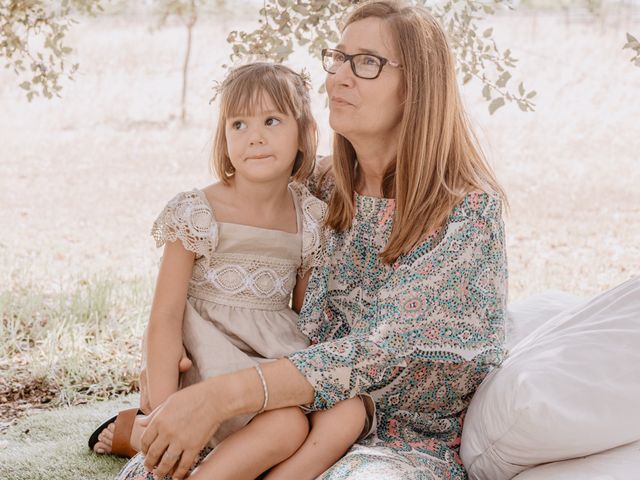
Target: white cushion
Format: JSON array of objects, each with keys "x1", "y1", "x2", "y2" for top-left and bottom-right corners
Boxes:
[
  {"x1": 461, "y1": 277, "x2": 640, "y2": 480},
  {"x1": 512, "y1": 440, "x2": 640, "y2": 479},
  {"x1": 505, "y1": 290, "x2": 583, "y2": 349}
]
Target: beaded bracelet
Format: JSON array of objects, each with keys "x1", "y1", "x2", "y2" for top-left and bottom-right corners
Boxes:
[{"x1": 255, "y1": 364, "x2": 269, "y2": 414}]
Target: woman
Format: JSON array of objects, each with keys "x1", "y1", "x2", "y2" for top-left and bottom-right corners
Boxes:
[{"x1": 116, "y1": 1, "x2": 507, "y2": 479}]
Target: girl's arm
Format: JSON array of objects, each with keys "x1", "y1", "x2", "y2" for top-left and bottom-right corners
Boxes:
[
  {"x1": 292, "y1": 270, "x2": 312, "y2": 314},
  {"x1": 145, "y1": 240, "x2": 195, "y2": 411}
]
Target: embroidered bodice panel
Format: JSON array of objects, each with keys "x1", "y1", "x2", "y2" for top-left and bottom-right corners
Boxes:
[{"x1": 151, "y1": 183, "x2": 327, "y2": 311}]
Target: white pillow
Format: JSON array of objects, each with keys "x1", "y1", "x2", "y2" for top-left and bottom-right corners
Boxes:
[
  {"x1": 512, "y1": 440, "x2": 640, "y2": 480},
  {"x1": 505, "y1": 290, "x2": 583, "y2": 349},
  {"x1": 461, "y1": 277, "x2": 640, "y2": 480}
]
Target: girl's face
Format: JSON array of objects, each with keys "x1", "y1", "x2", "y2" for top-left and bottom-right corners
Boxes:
[
  {"x1": 225, "y1": 93, "x2": 300, "y2": 184},
  {"x1": 325, "y1": 17, "x2": 404, "y2": 143}
]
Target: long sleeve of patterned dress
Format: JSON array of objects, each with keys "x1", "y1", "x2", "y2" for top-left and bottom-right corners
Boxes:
[{"x1": 288, "y1": 192, "x2": 507, "y2": 416}]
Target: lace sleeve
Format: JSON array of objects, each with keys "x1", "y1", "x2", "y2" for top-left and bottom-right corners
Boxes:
[
  {"x1": 151, "y1": 190, "x2": 218, "y2": 260},
  {"x1": 290, "y1": 182, "x2": 328, "y2": 277}
]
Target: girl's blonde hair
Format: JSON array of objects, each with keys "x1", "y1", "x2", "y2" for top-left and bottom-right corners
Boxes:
[
  {"x1": 327, "y1": 0, "x2": 507, "y2": 264},
  {"x1": 212, "y1": 63, "x2": 317, "y2": 183}
]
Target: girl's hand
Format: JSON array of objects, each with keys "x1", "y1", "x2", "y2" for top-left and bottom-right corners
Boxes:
[
  {"x1": 140, "y1": 381, "x2": 223, "y2": 479},
  {"x1": 139, "y1": 368, "x2": 151, "y2": 415}
]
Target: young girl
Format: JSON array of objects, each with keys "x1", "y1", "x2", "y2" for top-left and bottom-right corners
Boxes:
[{"x1": 96, "y1": 63, "x2": 371, "y2": 480}]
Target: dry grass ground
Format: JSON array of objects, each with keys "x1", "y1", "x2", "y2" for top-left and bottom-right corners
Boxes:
[{"x1": 1, "y1": 6, "x2": 639, "y2": 428}]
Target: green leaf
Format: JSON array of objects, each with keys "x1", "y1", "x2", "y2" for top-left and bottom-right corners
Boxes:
[
  {"x1": 496, "y1": 71, "x2": 511, "y2": 88},
  {"x1": 482, "y1": 84, "x2": 491, "y2": 100},
  {"x1": 222, "y1": 0, "x2": 532, "y2": 112},
  {"x1": 526, "y1": 90, "x2": 537, "y2": 99},
  {"x1": 488, "y1": 97, "x2": 505, "y2": 115},
  {"x1": 19, "y1": 81, "x2": 31, "y2": 90}
]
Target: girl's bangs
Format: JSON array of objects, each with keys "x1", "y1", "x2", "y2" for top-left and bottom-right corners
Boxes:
[{"x1": 220, "y1": 69, "x2": 298, "y2": 120}]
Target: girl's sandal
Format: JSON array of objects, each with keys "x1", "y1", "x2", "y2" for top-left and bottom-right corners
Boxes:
[{"x1": 88, "y1": 407, "x2": 142, "y2": 458}]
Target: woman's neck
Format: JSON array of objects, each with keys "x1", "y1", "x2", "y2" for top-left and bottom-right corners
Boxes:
[{"x1": 349, "y1": 134, "x2": 398, "y2": 197}]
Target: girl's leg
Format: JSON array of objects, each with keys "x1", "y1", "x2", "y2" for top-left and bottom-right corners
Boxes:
[
  {"x1": 264, "y1": 396, "x2": 367, "y2": 480},
  {"x1": 93, "y1": 353, "x2": 193, "y2": 455},
  {"x1": 188, "y1": 406, "x2": 309, "y2": 480},
  {"x1": 128, "y1": 416, "x2": 146, "y2": 453}
]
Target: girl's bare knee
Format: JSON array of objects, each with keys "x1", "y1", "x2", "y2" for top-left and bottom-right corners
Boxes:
[
  {"x1": 263, "y1": 407, "x2": 309, "y2": 456},
  {"x1": 311, "y1": 397, "x2": 367, "y2": 442}
]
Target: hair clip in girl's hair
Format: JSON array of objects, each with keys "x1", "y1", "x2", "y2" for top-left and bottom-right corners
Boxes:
[{"x1": 297, "y1": 68, "x2": 312, "y2": 90}]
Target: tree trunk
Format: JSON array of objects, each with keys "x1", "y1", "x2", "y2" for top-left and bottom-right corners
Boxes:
[{"x1": 180, "y1": 1, "x2": 197, "y2": 124}]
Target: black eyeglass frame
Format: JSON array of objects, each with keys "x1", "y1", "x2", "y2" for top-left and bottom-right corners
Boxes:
[{"x1": 321, "y1": 48, "x2": 402, "y2": 80}]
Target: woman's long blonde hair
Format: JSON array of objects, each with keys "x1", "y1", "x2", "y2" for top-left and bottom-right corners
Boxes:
[
  {"x1": 212, "y1": 63, "x2": 317, "y2": 183},
  {"x1": 327, "y1": 0, "x2": 506, "y2": 263}
]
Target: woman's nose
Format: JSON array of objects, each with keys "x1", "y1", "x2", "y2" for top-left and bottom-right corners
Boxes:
[{"x1": 332, "y1": 60, "x2": 355, "y2": 87}]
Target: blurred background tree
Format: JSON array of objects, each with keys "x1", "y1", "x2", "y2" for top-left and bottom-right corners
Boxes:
[
  {"x1": 154, "y1": 0, "x2": 206, "y2": 123},
  {"x1": 150, "y1": 0, "x2": 229, "y2": 122},
  {"x1": 0, "y1": 0, "x2": 103, "y2": 101},
  {"x1": 624, "y1": 32, "x2": 640, "y2": 65},
  {"x1": 1, "y1": 0, "x2": 638, "y2": 110},
  {"x1": 227, "y1": 0, "x2": 539, "y2": 114}
]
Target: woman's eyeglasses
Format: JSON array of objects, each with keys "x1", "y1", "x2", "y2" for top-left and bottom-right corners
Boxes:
[{"x1": 321, "y1": 48, "x2": 402, "y2": 80}]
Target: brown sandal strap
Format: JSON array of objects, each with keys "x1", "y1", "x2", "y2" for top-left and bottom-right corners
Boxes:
[{"x1": 111, "y1": 407, "x2": 139, "y2": 458}]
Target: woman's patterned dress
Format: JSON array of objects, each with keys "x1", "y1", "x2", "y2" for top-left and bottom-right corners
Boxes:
[
  {"x1": 116, "y1": 172, "x2": 507, "y2": 480},
  {"x1": 285, "y1": 172, "x2": 508, "y2": 479}
]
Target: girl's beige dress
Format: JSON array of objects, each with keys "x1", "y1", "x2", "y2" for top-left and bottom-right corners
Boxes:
[{"x1": 150, "y1": 182, "x2": 326, "y2": 447}]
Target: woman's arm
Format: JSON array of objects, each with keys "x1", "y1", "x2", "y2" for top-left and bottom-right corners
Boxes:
[
  {"x1": 141, "y1": 194, "x2": 506, "y2": 479},
  {"x1": 145, "y1": 240, "x2": 194, "y2": 411}
]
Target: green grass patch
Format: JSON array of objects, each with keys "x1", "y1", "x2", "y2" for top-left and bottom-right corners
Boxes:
[
  {"x1": 0, "y1": 274, "x2": 152, "y2": 409},
  {"x1": 0, "y1": 395, "x2": 139, "y2": 480}
]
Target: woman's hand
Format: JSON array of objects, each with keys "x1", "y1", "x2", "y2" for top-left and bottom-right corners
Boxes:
[
  {"x1": 139, "y1": 359, "x2": 314, "y2": 479},
  {"x1": 139, "y1": 381, "x2": 223, "y2": 479}
]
